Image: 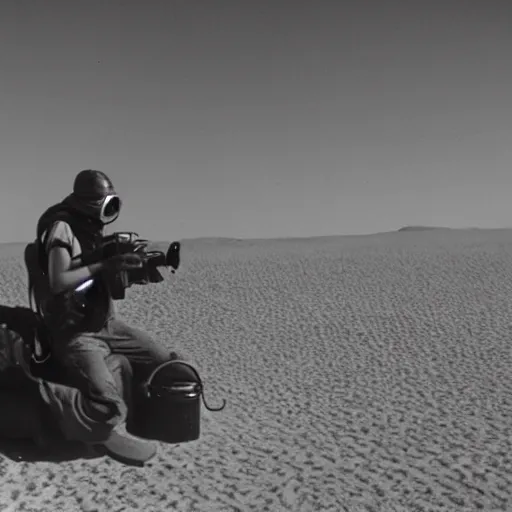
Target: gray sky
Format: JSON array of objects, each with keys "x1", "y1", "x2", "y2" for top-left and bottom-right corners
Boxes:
[{"x1": 1, "y1": 0, "x2": 511, "y2": 242}]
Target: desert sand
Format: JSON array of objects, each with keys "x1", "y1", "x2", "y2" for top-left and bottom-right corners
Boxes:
[{"x1": 0, "y1": 228, "x2": 512, "y2": 511}]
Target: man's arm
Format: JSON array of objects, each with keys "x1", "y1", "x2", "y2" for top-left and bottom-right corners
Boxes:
[
  {"x1": 45, "y1": 220, "x2": 143, "y2": 295},
  {"x1": 48, "y1": 246, "x2": 104, "y2": 295},
  {"x1": 44, "y1": 220, "x2": 104, "y2": 295}
]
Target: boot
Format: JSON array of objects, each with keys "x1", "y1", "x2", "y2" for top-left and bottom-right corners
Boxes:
[
  {"x1": 94, "y1": 423, "x2": 157, "y2": 467},
  {"x1": 95, "y1": 354, "x2": 157, "y2": 467}
]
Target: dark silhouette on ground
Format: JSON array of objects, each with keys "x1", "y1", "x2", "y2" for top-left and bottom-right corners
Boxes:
[
  {"x1": 0, "y1": 305, "x2": 100, "y2": 464},
  {"x1": 0, "y1": 437, "x2": 99, "y2": 464}
]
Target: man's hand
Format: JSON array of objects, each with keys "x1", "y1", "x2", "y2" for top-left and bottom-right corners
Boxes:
[{"x1": 105, "y1": 253, "x2": 144, "y2": 273}]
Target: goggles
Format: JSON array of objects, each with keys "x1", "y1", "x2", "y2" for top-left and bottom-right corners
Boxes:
[{"x1": 99, "y1": 194, "x2": 122, "y2": 224}]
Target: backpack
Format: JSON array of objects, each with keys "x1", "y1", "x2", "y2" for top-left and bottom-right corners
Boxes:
[{"x1": 24, "y1": 242, "x2": 52, "y2": 362}]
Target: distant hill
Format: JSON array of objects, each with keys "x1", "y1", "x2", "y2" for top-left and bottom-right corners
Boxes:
[{"x1": 397, "y1": 226, "x2": 448, "y2": 232}]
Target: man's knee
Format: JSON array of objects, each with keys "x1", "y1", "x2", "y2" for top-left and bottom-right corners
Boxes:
[{"x1": 108, "y1": 319, "x2": 170, "y2": 364}]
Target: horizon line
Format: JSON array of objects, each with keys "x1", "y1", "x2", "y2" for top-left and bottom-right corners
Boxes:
[{"x1": 2, "y1": 225, "x2": 511, "y2": 246}]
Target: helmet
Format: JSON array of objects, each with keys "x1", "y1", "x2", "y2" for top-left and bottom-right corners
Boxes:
[
  {"x1": 73, "y1": 169, "x2": 115, "y2": 199},
  {"x1": 67, "y1": 170, "x2": 122, "y2": 224}
]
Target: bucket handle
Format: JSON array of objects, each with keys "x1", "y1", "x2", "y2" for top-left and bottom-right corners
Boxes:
[{"x1": 142, "y1": 360, "x2": 226, "y2": 412}]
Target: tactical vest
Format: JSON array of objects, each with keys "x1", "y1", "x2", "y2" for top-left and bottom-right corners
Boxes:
[{"x1": 25, "y1": 203, "x2": 111, "y2": 347}]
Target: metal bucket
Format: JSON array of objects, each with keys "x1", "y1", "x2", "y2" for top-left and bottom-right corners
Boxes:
[{"x1": 127, "y1": 360, "x2": 225, "y2": 444}]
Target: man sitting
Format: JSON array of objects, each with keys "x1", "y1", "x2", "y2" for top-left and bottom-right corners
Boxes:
[{"x1": 26, "y1": 170, "x2": 183, "y2": 465}]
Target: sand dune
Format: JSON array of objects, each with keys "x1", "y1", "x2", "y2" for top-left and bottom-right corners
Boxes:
[{"x1": 1, "y1": 230, "x2": 512, "y2": 511}]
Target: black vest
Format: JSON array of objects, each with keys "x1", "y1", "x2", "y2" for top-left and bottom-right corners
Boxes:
[{"x1": 35, "y1": 201, "x2": 112, "y2": 334}]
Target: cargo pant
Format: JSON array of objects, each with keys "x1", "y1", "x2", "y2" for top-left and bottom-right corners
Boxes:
[
  {"x1": 0, "y1": 316, "x2": 132, "y2": 445},
  {"x1": 44, "y1": 317, "x2": 171, "y2": 443},
  {"x1": 0, "y1": 349, "x2": 132, "y2": 447}
]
